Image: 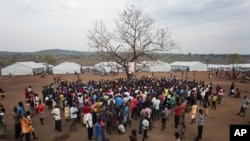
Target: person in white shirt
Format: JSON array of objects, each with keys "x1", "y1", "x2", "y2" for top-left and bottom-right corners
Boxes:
[
  {"x1": 142, "y1": 117, "x2": 149, "y2": 141},
  {"x1": 51, "y1": 105, "x2": 61, "y2": 132},
  {"x1": 153, "y1": 96, "x2": 161, "y2": 120},
  {"x1": 236, "y1": 95, "x2": 250, "y2": 117},
  {"x1": 85, "y1": 111, "x2": 93, "y2": 140}
]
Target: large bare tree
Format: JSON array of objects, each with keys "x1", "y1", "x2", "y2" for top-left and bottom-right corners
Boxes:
[{"x1": 88, "y1": 6, "x2": 177, "y2": 80}]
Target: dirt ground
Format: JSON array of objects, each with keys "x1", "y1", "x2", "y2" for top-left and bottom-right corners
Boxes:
[{"x1": 0, "y1": 71, "x2": 250, "y2": 141}]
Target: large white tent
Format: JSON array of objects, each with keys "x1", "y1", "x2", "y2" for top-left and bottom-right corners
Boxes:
[
  {"x1": 1, "y1": 61, "x2": 44, "y2": 76},
  {"x1": 170, "y1": 61, "x2": 207, "y2": 71},
  {"x1": 208, "y1": 64, "x2": 232, "y2": 71},
  {"x1": 93, "y1": 61, "x2": 123, "y2": 73},
  {"x1": 52, "y1": 62, "x2": 81, "y2": 74},
  {"x1": 235, "y1": 64, "x2": 250, "y2": 70},
  {"x1": 138, "y1": 60, "x2": 171, "y2": 72}
]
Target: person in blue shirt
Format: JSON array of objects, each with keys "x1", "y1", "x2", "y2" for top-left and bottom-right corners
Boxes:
[
  {"x1": 17, "y1": 102, "x2": 25, "y2": 118},
  {"x1": 123, "y1": 103, "x2": 129, "y2": 127},
  {"x1": 115, "y1": 95, "x2": 123, "y2": 109},
  {"x1": 94, "y1": 118, "x2": 102, "y2": 141}
]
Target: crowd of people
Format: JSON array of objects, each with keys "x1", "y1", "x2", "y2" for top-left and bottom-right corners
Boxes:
[{"x1": 1, "y1": 73, "x2": 250, "y2": 141}]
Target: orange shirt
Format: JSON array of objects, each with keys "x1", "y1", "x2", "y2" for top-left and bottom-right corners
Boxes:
[{"x1": 21, "y1": 117, "x2": 31, "y2": 133}]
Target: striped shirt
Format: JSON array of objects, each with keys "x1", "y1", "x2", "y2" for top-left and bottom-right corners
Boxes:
[{"x1": 197, "y1": 114, "x2": 205, "y2": 126}]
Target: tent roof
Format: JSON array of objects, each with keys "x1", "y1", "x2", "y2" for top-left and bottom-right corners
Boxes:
[
  {"x1": 94, "y1": 61, "x2": 121, "y2": 67},
  {"x1": 54, "y1": 61, "x2": 81, "y2": 67},
  {"x1": 17, "y1": 61, "x2": 44, "y2": 69},
  {"x1": 235, "y1": 64, "x2": 250, "y2": 68},
  {"x1": 170, "y1": 61, "x2": 204, "y2": 67}
]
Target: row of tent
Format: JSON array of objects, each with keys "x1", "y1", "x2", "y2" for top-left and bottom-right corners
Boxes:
[{"x1": 1, "y1": 61, "x2": 250, "y2": 76}]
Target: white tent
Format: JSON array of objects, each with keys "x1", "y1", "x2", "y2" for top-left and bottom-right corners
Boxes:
[
  {"x1": 1, "y1": 61, "x2": 44, "y2": 76},
  {"x1": 170, "y1": 61, "x2": 207, "y2": 71},
  {"x1": 94, "y1": 61, "x2": 123, "y2": 73},
  {"x1": 52, "y1": 62, "x2": 81, "y2": 74},
  {"x1": 234, "y1": 64, "x2": 250, "y2": 71},
  {"x1": 208, "y1": 64, "x2": 232, "y2": 71},
  {"x1": 139, "y1": 60, "x2": 171, "y2": 72}
]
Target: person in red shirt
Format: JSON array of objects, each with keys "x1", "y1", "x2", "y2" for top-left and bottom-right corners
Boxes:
[
  {"x1": 37, "y1": 100, "x2": 45, "y2": 125},
  {"x1": 235, "y1": 88, "x2": 241, "y2": 98},
  {"x1": 174, "y1": 103, "x2": 182, "y2": 128},
  {"x1": 82, "y1": 103, "x2": 90, "y2": 127},
  {"x1": 24, "y1": 88, "x2": 30, "y2": 100},
  {"x1": 131, "y1": 96, "x2": 138, "y2": 120}
]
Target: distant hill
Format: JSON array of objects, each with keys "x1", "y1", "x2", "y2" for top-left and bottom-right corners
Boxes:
[{"x1": 0, "y1": 49, "x2": 95, "y2": 56}]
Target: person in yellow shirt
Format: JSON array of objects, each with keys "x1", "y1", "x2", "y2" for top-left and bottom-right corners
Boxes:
[
  {"x1": 190, "y1": 102, "x2": 197, "y2": 124},
  {"x1": 211, "y1": 94, "x2": 218, "y2": 110},
  {"x1": 21, "y1": 112, "x2": 31, "y2": 141}
]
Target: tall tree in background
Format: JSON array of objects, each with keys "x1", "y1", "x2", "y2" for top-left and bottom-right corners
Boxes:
[{"x1": 88, "y1": 5, "x2": 177, "y2": 80}]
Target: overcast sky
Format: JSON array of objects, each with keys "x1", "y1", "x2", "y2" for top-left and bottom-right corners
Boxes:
[{"x1": 0, "y1": 0, "x2": 250, "y2": 54}]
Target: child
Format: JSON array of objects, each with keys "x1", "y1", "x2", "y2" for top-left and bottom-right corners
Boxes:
[
  {"x1": 175, "y1": 132, "x2": 180, "y2": 141},
  {"x1": 129, "y1": 129, "x2": 137, "y2": 141}
]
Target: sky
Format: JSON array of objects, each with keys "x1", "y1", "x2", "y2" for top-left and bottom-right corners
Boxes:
[{"x1": 0, "y1": 0, "x2": 250, "y2": 54}]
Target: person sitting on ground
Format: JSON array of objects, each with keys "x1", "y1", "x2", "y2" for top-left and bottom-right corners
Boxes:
[{"x1": 235, "y1": 88, "x2": 241, "y2": 98}]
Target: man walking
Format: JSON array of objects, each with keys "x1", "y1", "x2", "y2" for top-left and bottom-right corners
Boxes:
[
  {"x1": 236, "y1": 95, "x2": 250, "y2": 117},
  {"x1": 142, "y1": 116, "x2": 149, "y2": 141},
  {"x1": 195, "y1": 109, "x2": 205, "y2": 141},
  {"x1": 70, "y1": 103, "x2": 78, "y2": 131},
  {"x1": 85, "y1": 110, "x2": 93, "y2": 140},
  {"x1": 37, "y1": 100, "x2": 45, "y2": 125},
  {"x1": 51, "y1": 105, "x2": 62, "y2": 132}
]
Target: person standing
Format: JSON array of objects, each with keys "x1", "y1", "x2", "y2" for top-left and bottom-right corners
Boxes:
[
  {"x1": 236, "y1": 95, "x2": 250, "y2": 117},
  {"x1": 153, "y1": 96, "x2": 161, "y2": 121},
  {"x1": 17, "y1": 102, "x2": 25, "y2": 118},
  {"x1": 141, "y1": 116, "x2": 149, "y2": 141},
  {"x1": 217, "y1": 87, "x2": 224, "y2": 104},
  {"x1": 195, "y1": 109, "x2": 205, "y2": 141},
  {"x1": 94, "y1": 118, "x2": 102, "y2": 141},
  {"x1": 70, "y1": 103, "x2": 78, "y2": 131},
  {"x1": 174, "y1": 103, "x2": 182, "y2": 128},
  {"x1": 85, "y1": 110, "x2": 93, "y2": 140},
  {"x1": 37, "y1": 100, "x2": 45, "y2": 125},
  {"x1": 190, "y1": 102, "x2": 197, "y2": 124},
  {"x1": 21, "y1": 112, "x2": 31, "y2": 141},
  {"x1": 51, "y1": 105, "x2": 62, "y2": 132},
  {"x1": 13, "y1": 106, "x2": 21, "y2": 141},
  {"x1": 160, "y1": 105, "x2": 167, "y2": 131},
  {"x1": 211, "y1": 94, "x2": 218, "y2": 110},
  {"x1": 131, "y1": 96, "x2": 138, "y2": 120}
]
